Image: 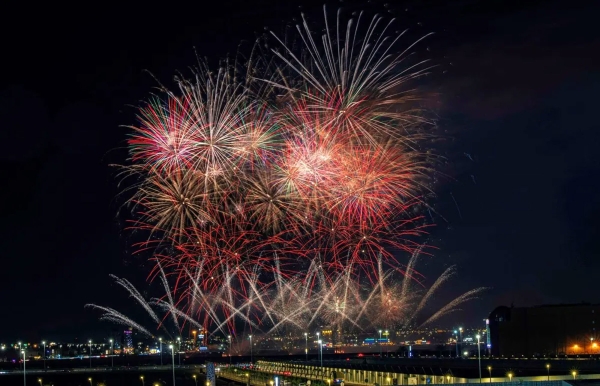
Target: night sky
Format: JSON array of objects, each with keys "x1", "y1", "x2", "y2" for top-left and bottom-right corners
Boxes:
[{"x1": 1, "y1": 0, "x2": 598, "y2": 342}]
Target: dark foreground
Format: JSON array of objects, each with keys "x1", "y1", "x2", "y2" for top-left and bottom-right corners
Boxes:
[{"x1": 0, "y1": 368, "x2": 215, "y2": 386}]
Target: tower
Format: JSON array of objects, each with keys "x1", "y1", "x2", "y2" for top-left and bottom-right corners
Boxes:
[{"x1": 124, "y1": 327, "x2": 133, "y2": 353}]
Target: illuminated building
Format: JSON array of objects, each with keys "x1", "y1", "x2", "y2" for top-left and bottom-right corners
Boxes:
[
  {"x1": 124, "y1": 328, "x2": 133, "y2": 353},
  {"x1": 485, "y1": 319, "x2": 491, "y2": 355},
  {"x1": 489, "y1": 303, "x2": 599, "y2": 357}
]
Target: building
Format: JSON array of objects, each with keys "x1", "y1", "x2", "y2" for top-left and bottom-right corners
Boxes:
[
  {"x1": 489, "y1": 303, "x2": 599, "y2": 357},
  {"x1": 123, "y1": 328, "x2": 133, "y2": 353}
]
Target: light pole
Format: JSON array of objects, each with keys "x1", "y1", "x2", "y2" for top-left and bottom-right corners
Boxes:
[
  {"x1": 89, "y1": 340, "x2": 92, "y2": 368},
  {"x1": 193, "y1": 375, "x2": 198, "y2": 386},
  {"x1": 546, "y1": 364, "x2": 550, "y2": 381},
  {"x1": 170, "y1": 344, "x2": 176, "y2": 386},
  {"x1": 249, "y1": 335, "x2": 253, "y2": 365},
  {"x1": 316, "y1": 332, "x2": 321, "y2": 372},
  {"x1": 572, "y1": 371, "x2": 577, "y2": 380},
  {"x1": 458, "y1": 327, "x2": 463, "y2": 355},
  {"x1": 453, "y1": 331, "x2": 458, "y2": 357},
  {"x1": 18, "y1": 342, "x2": 22, "y2": 371},
  {"x1": 488, "y1": 366, "x2": 492, "y2": 383},
  {"x1": 304, "y1": 333, "x2": 308, "y2": 361},
  {"x1": 228, "y1": 335, "x2": 232, "y2": 365},
  {"x1": 385, "y1": 330, "x2": 389, "y2": 357},
  {"x1": 42, "y1": 341, "x2": 46, "y2": 371},
  {"x1": 378, "y1": 330, "x2": 382, "y2": 357},
  {"x1": 38, "y1": 378, "x2": 42, "y2": 386},
  {"x1": 22, "y1": 349, "x2": 26, "y2": 386},
  {"x1": 110, "y1": 339, "x2": 114, "y2": 368},
  {"x1": 318, "y1": 339, "x2": 323, "y2": 375},
  {"x1": 507, "y1": 372, "x2": 513, "y2": 383},
  {"x1": 159, "y1": 338, "x2": 163, "y2": 366},
  {"x1": 476, "y1": 334, "x2": 482, "y2": 383},
  {"x1": 140, "y1": 375, "x2": 145, "y2": 386},
  {"x1": 177, "y1": 337, "x2": 181, "y2": 366},
  {"x1": 88, "y1": 377, "x2": 93, "y2": 386}
]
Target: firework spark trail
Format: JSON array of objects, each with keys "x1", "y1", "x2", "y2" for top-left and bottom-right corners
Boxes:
[
  {"x1": 403, "y1": 265, "x2": 457, "y2": 327},
  {"x1": 450, "y1": 191, "x2": 463, "y2": 219},
  {"x1": 84, "y1": 304, "x2": 153, "y2": 337},
  {"x1": 156, "y1": 261, "x2": 181, "y2": 332},
  {"x1": 109, "y1": 274, "x2": 162, "y2": 326},
  {"x1": 401, "y1": 245, "x2": 426, "y2": 300},
  {"x1": 417, "y1": 287, "x2": 489, "y2": 328},
  {"x1": 180, "y1": 265, "x2": 233, "y2": 331},
  {"x1": 154, "y1": 299, "x2": 204, "y2": 331}
]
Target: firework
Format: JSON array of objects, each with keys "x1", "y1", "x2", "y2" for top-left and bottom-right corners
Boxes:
[
  {"x1": 88, "y1": 250, "x2": 487, "y2": 340},
  {"x1": 98, "y1": 6, "x2": 482, "y2": 339}
]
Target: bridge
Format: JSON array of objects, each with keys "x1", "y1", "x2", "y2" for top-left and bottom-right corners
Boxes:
[{"x1": 214, "y1": 360, "x2": 600, "y2": 386}]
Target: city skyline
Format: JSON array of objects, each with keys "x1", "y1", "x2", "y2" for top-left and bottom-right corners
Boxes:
[
  {"x1": 1, "y1": 0, "x2": 599, "y2": 341},
  {"x1": 0, "y1": 324, "x2": 488, "y2": 346}
]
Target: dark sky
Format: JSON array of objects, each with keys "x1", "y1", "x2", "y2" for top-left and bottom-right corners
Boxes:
[{"x1": 1, "y1": 0, "x2": 598, "y2": 342}]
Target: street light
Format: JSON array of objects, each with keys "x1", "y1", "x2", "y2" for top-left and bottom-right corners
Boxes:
[
  {"x1": 177, "y1": 337, "x2": 181, "y2": 366},
  {"x1": 385, "y1": 330, "x2": 389, "y2": 357},
  {"x1": 572, "y1": 371, "x2": 577, "y2": 380},
  {"x1": 22, "y1": 350, "x2": 26, "y2": 386},
  {"x1": 38, "y1": 378, "x2": 42, "y2": 386},
  {"x1": 228, "y1": 335, "x2": 232, "y2": 365},
  {"x1": 316, "y1": 332, "x2": 320, "y2": 367},
  {"x1": 109, "y1": 339, "x2": 114, "y2": 368},
  {"x1": 476, "y1": 334, "x2": 482, "y2": 383},
  {"x1": 507, "y1": 372, "x2": 513, "y2": 383},
  {"x1": 140, "y1": 375, "x2": 145, "y2": 386},
  {"x1": 318, "y1": 339, "x2": 323, "y2": 375},
  {"x1": 88, "y1": 377, "x2": 93, "y2": 386},
  {"x1": 453, "y1": 330, "x2": 458, "y2": 357},
  {"x1": 304, "y1": 333, "x2": 308, "y2": 361},
  {"x1": 159, "y1": 338, "x2": 163, "y2": 366},
  {"x1": 249, "y1": 335, "x2": 253, "y2": 365},
  {"x1": 488, "y1": 366, "x2": 492, "y2": 383},
  {"x1": 193, "y1": 374, "x2": 198, "y2": 386},
  {"x1": 378, "y1": 330, "x2": 382, "y2": 357},
  {"x1": 42, "y1": 341, "x2": 46, "y2": 371},
  {"x1": 89, "y1": 340, "x2": 92, "y2": 368},
  {"x1": 18, "y1": 342, "x2": 22, "y2": 371},
  {"x1": 458, "y1": 327, "x2": 463, "y2": 355},
  {"x1": 170, "y1": 344, "x2": 176, "y2": 386},
  {"x1": 546, "y1": 364, "x2": 550, "y2": 381}
]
